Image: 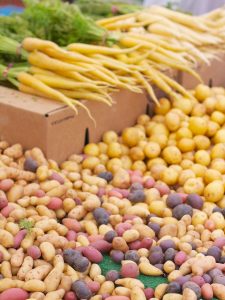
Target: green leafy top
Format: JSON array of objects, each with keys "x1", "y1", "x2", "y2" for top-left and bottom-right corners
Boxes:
[{"x1": 19, "y1": 219, "x2": 34, "y2": 232}]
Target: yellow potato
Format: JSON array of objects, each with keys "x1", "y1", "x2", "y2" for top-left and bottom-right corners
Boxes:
[
  {"x1": 173, "y1": 97, "x2": 193, "y2": 115},
  {"x1": 212, "y1": 110, "x2": 225, "y2": 125},
  {"x1": 165, "y1": 112, "x2": 181, "y2": 132},
  {"x1": 194, "y1": 150, "x2": 210, "y2": 166},
  {"x1": 144, "y1": 142, "x2": 161, "y2": 159},
  {"x1": 183, "y1": 178, "x2": 204, "y2": 195},
  {"x1": 189, "y1": 117, "x2": 207, "y2": 135},
  {"x1": 177, "y1": 138, "x2": 195, "y2": 152},
  {"x1": 191, "y1": 103, "x2": 206, "y2": 117},
  {"x1": 206, "y1": 121, "x2": 220, "y2": 137},
  {"x1": 162, "y1": 146, "x2": 182, "y2": 165},
  {"x1": 154, "y1": 98, "x2": 171, "y2": 115},
  {"x1": 204, "y1": 169, "x2": 222, "y2": 184},
  {"x1": 129, "y1": 147, "x2": 145, "y2": 161},
  {"x1": 210, "y1": 158, "x2": 225, "y2": 174},
  {"x1": 204, "y1": 180, "x2": 224, "y2": 203},
  {"x1": 214, "y1": 129, "x2": 225, "y2": 144},
  {"x1": 176, "y1": 127, "x2": 193, "y2": 140},
  {"x1": 149, "y1": 134, "x2": 168, "y2": 149},
  {"x1": 193, "y1": 135, "x2": 210, "y2": 150},
  {"x1": 24, "y1": 280, "x2": 46, "y2": 292},
  {"x1": 195, "y1": 84, "x2": 211, "y2": 101},
  {"x1": 161, "y1": 168, "x2": 178, "y2": 185}
]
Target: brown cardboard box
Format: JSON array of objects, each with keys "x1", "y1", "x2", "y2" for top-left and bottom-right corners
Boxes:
[
  {"x1": 179, "y1": 53, "x2": 225, "y2": 89},
  {"x1": 0, "y1": 87, "x2": 148, "y2": 163}
]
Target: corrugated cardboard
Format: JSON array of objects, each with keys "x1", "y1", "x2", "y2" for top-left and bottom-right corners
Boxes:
[
  {"x1": 0, "y1": 87, "x2": 148, "y2": 163},
  {"x1": 179, "y1": 53, "x2": 225, "y2": 88}
]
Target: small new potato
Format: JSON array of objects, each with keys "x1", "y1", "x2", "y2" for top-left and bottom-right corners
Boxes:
[
  {"x1": 194, "y1": 150, "x2": 210, "y2": 166},
  {"x1": 204, "y1": 97, "x2": 217, "y2": 114},
  {"x1": 206, "y1": 121, "x2": 220, "y2": 137},
  {"x1": 183, "y1": 178, "x2": 204, "y2": 195},
  {"x1": 165, "y1": 112, "x2": 181, "y2": 132},
  {"x1": 177, "y1": 138, "x2": 195, "y2": 153},
  {"x1": 195, "y1": 84, "x2": 211, "y2": 101},
  {"x1": 204, "y1": 169, "x2": 222, "y2": 184},
  {"x1": 204, "y1": 180, "x2": 224, "y2": 203},
  {"x1": 173, "y1": 97, "x2": 193, "y2": 115},
  {"x1": 103, "y1": 131, "x2": 118, "y2": 144},
  {"x1": 107, "y1": 142, "x2": 122, "y2": 158},
  {"x1": 122, "y1": 127, "x2": 144, "y2": 147},
  {"x1": 211, "y1": 143, "x2": 225, "y2": 160},
  {"x1": 214, "y1": 129, "x2": 225, "y2": 144},
  {"x1": 161, "y1": 168, "x2": 178, "y2": 185},
  {"x1": 191, "y1": 103, "x2": 206, "y2": 117},
  {"x1": 162, "y1": 146, "x2": 182, "y2": 165},
  {"x1": 211, "y1": 111, "x2": 225, "y2": 125},
  {"x1": 149, "y1": 134, "x2": 168, "y2": 149},
  {"x1": 189, "y1": 117, "x2": 207, "y2": 136},
  {"x1": 84, "y1": 143, "x2": 99, "y2": 157},
  {"x1": 154, "y1": 98, "x2": 171, "y2": 115},
  {"x1": 144, "y1": 142, "x2": 161, "y2": 159},
  {"x1": 193, "y1": 135, "x2": 210, "y2": 150},
  {"x1": 176, "y1": 128, "x2": 192, "y2": 140},
  {"x1": 210, "y1": 158, "x2": 225, "y2": 174},
  {"x1": 129, "y1": 147, "x2": 145, "y2": 161}
]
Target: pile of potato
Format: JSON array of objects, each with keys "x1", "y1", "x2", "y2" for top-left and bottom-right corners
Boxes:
[{"x1": 0, "y1": 84, "x2": 225, "y2": 300}]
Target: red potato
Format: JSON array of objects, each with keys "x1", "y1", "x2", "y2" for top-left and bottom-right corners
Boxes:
[
  {"x1": 90, "y1": 240, "x2": 112, "y2": 253},
  {"x1": 14, "y1": 229, "x2": 27, "y2": 249},
  {"x1": 47, "y1": 197, "x2": 63, "y2": 210},
  {"x1": 0, "y1": 288, "x2": 28, "y2": 300},
  {"x1": 63, "y1": 291, "x2": 77, "y2": 300},
  {"x1": 27, "y1": 246, "x2": 41, "y2": 260},
  {"x1": 201, "y1": 283, "x2": 213, "y2": 300},
  {"x1": 87, "y1": 281, "x2": 100, "y2": 293},
  {"x1": 0, "y1": 197, "x2": 8, "y2": 210},
  {"x1": 50, "y1": 172, "x2": 65, "y2": 184},
  {"x1": 1, "y1": 205, "x2": 14, "y2": 217},
  {"x1": 66, "y1": 230, "x2": 77, "y2": 241},
  {"x1": 88, "y1": 235, "x2": 104, "y2": 243},
  {"x1": 0, "y1": 179, "x2": 14, "y2": 192},
  {"x1": 62, "y1": 218, "x2": 81, "y2": 232},
  {"x1": 82, "y1": 246, "x2": 103, "y2": 263}
]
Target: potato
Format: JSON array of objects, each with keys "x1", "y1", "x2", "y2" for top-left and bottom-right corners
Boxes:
[
  {"x1": 193, "y1": 135, "x2": 210, "y2": 150},
  {"x1": 24, "y1": 280, "x2": 46, "y2": 292},
  {"x1": 183, "y1": 178, "x2": 204, "y2": 195},
  {"x1": 214, "y1": 129, "x2": 225, "y2": 144},
  {"x1": 154, "y1": 98, "x2": 171, "y2": 115},
  {"x1": 195, "y1": 84, "x2": 211, "y2": 101},
  {"x1": 0, "y1": 229, "x2": 14, "y2": 247},
  {"x1": 144, "y1": 142, "x2": 161, "y2": 159},
  {"x1": 177, "y1": 138, "x2": 195, "y2": 152},
  {"x1": 25, "y1": 264, "x2": 52, "y2": 281},
  {"x1": 162, "y1": 146, "x2": 182, "y2": 165},
  {"x1": 204, "y1": 180, "x2": 224, "y2": 203},
  {"x1": 194, "y1": 150, "x2": 210, "y2": 166},
  {"x1": 204, "y1": 169, "x2": 222, "y2": 184},
  {"x1": 40, "y1": 242, "x2": 55, "y2": 262}
]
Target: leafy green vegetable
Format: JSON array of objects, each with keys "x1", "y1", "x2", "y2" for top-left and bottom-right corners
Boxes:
[
  {"x1": 21, "y1": 0, "x2": 117, "y2": 46},
  {"x1": 76, "y1": 0, "x2": 141, "y2": 19},
  {"x1": 19, "y1": 219, "x2": 34, "y2": 232},
  {"x1": 0, "y1": 15, "x2": 33, "y2": 42}
]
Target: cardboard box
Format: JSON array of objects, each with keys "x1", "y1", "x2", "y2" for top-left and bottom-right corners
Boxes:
[
  {"x1": 0, "y1": 87, "x2": 148, "y2": 163},
  {"x1": 179, "y1": 53, "x2": 225, "y2": 89}
]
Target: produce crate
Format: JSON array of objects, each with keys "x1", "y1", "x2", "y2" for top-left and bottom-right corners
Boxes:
[
  {"x1": 178, "y1": 53, "x2": 225, "y2": 88},
  {"x1": 0, "y1": 86, "x2": 148, "y2": 163}
]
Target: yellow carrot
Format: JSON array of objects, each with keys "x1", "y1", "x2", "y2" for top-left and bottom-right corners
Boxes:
[
  {"x1": 133, "y1": 71, "x2": 159, "y2": 105},
  {"x1": 67, "y1": 43, "x2": 140, "y2": 55},
  {"x1": 28, "y1": 51, "x2": 91, "y2": 73},
  {"x1": 33, "y1": 74, "x2": 108, "y2": 92},
  {"x1": 17, "y1": 73, "x2": 78, "y2": 114}
]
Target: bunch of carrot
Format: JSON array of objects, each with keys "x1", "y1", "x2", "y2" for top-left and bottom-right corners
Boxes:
[
  {"x1": 0, "y1": 36, "x2": 198, "y2": 121},
  {"x1": 97, "y1": 5, "x2": 225, "y2": 67}
]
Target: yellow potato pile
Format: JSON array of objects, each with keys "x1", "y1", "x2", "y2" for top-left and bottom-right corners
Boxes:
[{"x1": 85, "y1": 84, "x2": 225, "y2": 206}]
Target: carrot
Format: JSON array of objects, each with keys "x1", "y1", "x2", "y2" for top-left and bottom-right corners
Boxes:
[
  {"x1": 17, "y1": 72, "x2": 78, "y2": 114},
  {"x1": 33, "y1": 74, "x2": 108, "y2": 92},
  {"x1": 28, "y1": 51, "x2": 91, "y2": 73},
  {"x1": 67, "y1": 43, "x2": 140, "y2": 55},
  {"x1": 22, "y1": 37, "x2": 58, "y2": 52}
]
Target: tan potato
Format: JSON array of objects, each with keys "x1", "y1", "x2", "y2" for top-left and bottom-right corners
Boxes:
[
  {"x1": 43, "y1": 289, "x2": 65, "y2": 300},
  {"x1": 24, "y1": 280, "x2": 46, "y2": 292},
  {"x1": 25, "y1": 264, "x2": 52, "y2": 281},
  {"x1": 10, "y1": 248, "x2": 24, "y2": 268},
  {"x1": 44, "y1": 255, "x2": 64, "y2": 292},
  {"x1": 130, "y1": 286, "x2": 146, "y2": 300},
  {"x1": 0, "y1": 229, "x2": 14, "y2": 247},
  {"x1": 17, "y1": 256, "x2": 34, "y2": 280},
  {"x1": 40, "y1": 242, "x2": 56, "y2": 262},
  {"x1": 1, "y1": 261, "x2": 12, "y2": 278}
]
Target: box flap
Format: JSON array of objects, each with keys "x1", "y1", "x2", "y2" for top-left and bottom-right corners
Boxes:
[{"x1": 0, "y1": 86, "x2": 65, "y2": 115}]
